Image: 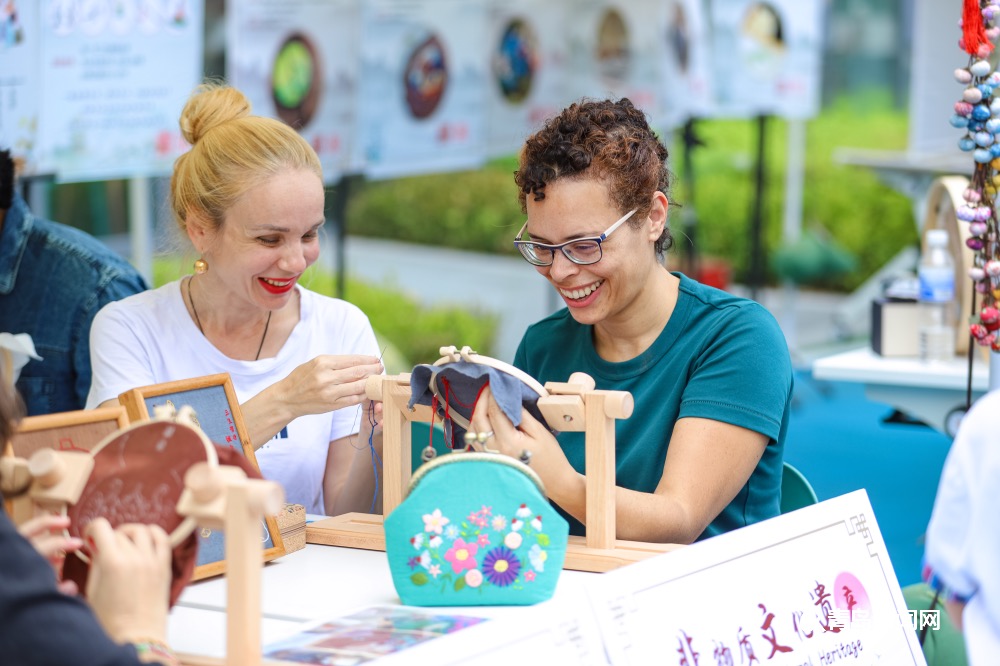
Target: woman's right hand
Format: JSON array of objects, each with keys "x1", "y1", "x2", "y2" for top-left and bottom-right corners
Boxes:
[
  {"x1": 277, "y1": 354, "x2": 383, "y2": 418},
  {"x1": 85, "y1": 518, "x2": 171, "y2": 645}
]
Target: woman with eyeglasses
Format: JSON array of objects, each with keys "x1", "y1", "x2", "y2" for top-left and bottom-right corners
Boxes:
[{"x1": 470, "y1": 98, "x2": 793, "y2": 544}]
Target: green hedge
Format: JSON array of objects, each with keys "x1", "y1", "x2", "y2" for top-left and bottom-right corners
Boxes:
[
  {"x1": 153, "y1": 260, "x2": 498, "y2": 368},
  {"x1": 345, "y1": 94, "x2": 916, "y2": 292}
]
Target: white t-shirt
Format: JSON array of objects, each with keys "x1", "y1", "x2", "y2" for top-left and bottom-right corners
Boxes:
[
  {"x1": 925, "y1": 389, "x2": 1000, "y2": 664},
  {"x1": 86, "y1": 280, "x2": 380, "y2": 515}
]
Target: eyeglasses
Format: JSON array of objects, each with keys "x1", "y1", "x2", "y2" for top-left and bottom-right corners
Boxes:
[{"x1": 513, "y1": 209, "x2": 638, "y2": 267}]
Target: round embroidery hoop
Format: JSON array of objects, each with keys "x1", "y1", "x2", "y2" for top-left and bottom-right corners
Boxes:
[{"x1": 65, "y1": 406, "x2": 217, "y2": 565}]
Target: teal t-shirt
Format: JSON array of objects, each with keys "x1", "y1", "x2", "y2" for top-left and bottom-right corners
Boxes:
[{"x1": 513, "y1": 272, "x2": 793, "y2": 541}]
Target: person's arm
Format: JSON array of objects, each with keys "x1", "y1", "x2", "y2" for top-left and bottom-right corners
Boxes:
[
  {"x1": 239, "y1": 355, "x2": 383, "y2": 450},
  {"x1": 472, "y1": 394, "x2": 766, "y2": 544},
  {"x1": 85, "y1": 519, "x2": 172, "y2": 654},
  {"x1": 323, "y1": 400, "x2": 384, "y2": 516},
  {"x1": 0, "y1": 511, "x2": 174, "y2": 665}
]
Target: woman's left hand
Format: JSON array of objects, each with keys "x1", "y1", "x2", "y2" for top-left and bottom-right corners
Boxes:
[
  {"x1": 468, "y1": 387, "x2": 577, "y2": 493},
  {"x1": 18, "y1": 513, "x2": 83, "y2": 595}
]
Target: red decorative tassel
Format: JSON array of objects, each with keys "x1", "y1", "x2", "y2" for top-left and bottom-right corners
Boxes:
[{"x1": 964, "y1": 0, "x2": 994, "y2": 56}]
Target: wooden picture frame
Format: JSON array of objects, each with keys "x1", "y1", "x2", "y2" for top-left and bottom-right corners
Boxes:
[
  {"x1": 118, "y1": 373, "x2": 285, "y2": 580},
  {"x1": 5, "y1": 406, "x2": 130, "y2": 460}
]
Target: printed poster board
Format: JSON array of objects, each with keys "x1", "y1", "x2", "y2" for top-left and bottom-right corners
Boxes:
[
  {"x1": 227, "y1": 0, "x2": 359, "y2": 184},
  {"x1": 566, "y1": 0, "x2": 663, "y2": 119},
  {"x1": 708, "y1": 0, "x2": 824, "y2": 119},
  {"x1": 658, "y1": 0, "x2": 713, "y2": 129},
  {"x1": 0, "y1": 0, "x2": 41, "y2": 172},
  {"x1": 355, "y1": 0, "x2": 488, "y2": 180},
  {"x1": 484, "y1": 1, "x2": 569, "y2": 158},
  {"x1": 585, "y1": 490, "x2": 928, "y2": 665},
  {"x1": 35, "y1": 0, "x2": 204, "y2": 182},
  {"x1": 118, "y1": 373, "x2": 285, "y2": 581}
]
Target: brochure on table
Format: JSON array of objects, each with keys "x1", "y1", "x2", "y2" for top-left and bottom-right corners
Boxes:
[
  {"x1": 35, "y1": 0, "x2": 204, "y2": 182},
  {"x1": 258, "y1": 490, "x2": 923, "y2": 665},
  {"x1": 226, "y1": 0, "x2": 359, "y2": 184}
]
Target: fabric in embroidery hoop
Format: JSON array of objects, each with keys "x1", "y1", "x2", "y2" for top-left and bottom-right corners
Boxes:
[
  {"x1": 407, "y1": 346, "x2": 553, "y2": 448},
  {"x1": 62, "y1": 407, "x2": 215, "y2": 606}
]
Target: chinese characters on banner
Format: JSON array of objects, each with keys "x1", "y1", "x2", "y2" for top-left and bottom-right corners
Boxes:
[
  {"x1": 35, "y1": 0, "x2": 204, "y2": 181},
  {"x1": 586, "y1": 490, "x2": 926, "y2": 665}
]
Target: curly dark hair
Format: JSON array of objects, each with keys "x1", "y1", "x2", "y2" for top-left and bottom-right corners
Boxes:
[{"x1": 514, "y1": 98, "x2": 673, "y2": 257}]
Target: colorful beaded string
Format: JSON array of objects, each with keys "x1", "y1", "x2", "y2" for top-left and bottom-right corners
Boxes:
[{"x1": 954, "y1": 0, "x2": 1000, "y2": 349}]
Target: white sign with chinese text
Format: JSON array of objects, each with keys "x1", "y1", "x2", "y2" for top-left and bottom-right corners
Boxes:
[
  {"x1": 35, "y1": 0, "x2": 204, "y2": 182},
  {"x1": 226, "y1": 0, "x2": 359, "y2": 184},
  {"x1": 0, "y1": 1, "x2": 40, "y2": 172},
  {"x1": 587, "y1": 490, "x2": 927, "y2": 665}
]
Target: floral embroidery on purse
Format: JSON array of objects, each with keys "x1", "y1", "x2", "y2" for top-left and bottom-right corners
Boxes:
[
  {"x1": 384, "y1": 347, "x2": 569, "y2": 606},
  {"x1": 385, "y1": 452, "x2": 569, "y2": 606}
]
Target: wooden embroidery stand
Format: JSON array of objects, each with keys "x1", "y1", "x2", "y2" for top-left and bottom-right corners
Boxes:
[
  {"x1": 307, "y1": 346, "x2": 679, "y2": 572},
  {"x1": 0, "y1": 410, "x2": 285, "y2": 666},
  {"x1": 175, "y1": 462, "x2": 285, "y2": 666}
]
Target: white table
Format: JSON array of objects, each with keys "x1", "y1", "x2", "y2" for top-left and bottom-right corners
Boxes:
[
  {"x1": 811, "y1": 346, "x2": 989, "y2": 436},
  {"x1": 169, "y1": 543, "x2": 599, "y2": 661}
]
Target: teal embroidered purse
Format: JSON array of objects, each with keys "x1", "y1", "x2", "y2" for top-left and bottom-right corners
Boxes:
[{"x1": 384, "y1": 450, "x2": 569, "y2": 606}]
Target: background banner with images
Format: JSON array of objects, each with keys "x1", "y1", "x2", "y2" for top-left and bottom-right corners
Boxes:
[
  {"x1": 34, "y1": 0, "x2": 204, "y2": 182},
  {"x1": 484, "y1": 1, "x2": 569, "y2": 159},
  {"x1": 566, "y1": 0, "x2": 663, "y2": 120},
  {"x1": 657, "y1": 0, "x2": 713, "y2": 130},
  {"x1": 585, "y1": 490, "x2": 926, "y2": 665},
  {"x1": 226, "y1": 0, "x2": 359, "y2": 184},
  {"x1": 354, "y1": 0, "x2": 488, "y2": 180},
  {"x1": 708, "y1": 0, "x2": 824, "y2": 119},
  {"x1": 0, "y1": 0, "x2": 40, "y2": 172}
]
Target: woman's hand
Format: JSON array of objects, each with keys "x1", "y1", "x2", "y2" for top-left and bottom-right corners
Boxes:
[
  {"x1": 468, "y1": 387, "x2": 578, "y2": 494},
  {"x1": 85, "y1": 518, "x2": 172, "y2": 645},
  {"x1": 18, "y1": 513, "x2": 83, "y2": 595},
  {"x1": 244, "y1": 354, "x2": 384, "y2": 448},
  {"x1": 278, "y1": 355, "x2": 384, "y2": 417}
]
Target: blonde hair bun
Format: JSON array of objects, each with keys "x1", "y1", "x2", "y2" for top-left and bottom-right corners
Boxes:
[{"x1": 178, "y1": 82, "x2": 252, "y2": 145}]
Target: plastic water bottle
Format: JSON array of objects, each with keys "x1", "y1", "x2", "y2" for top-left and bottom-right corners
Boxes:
[{"x1": 917, "y1": 229, "x2": 956, "y2": 362}]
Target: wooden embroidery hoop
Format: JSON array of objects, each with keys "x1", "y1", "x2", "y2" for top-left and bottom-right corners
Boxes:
[
  {"x1": 307, "y1": 345, "x2": 680, "y2": 572},
  {"x1": 0, "y1": 404, "x2": 285, "y2": 666}
]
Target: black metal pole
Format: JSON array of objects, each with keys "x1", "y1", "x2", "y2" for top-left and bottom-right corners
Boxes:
[
  {"x1": 748, "y1": 114, "x2": 769, "y2": 302},
  {"x1": 680, "y1": 118, "x2": 703, "y2": 278},
  {"x1": 329, "y1": 174, "x2": 360, "y2": 300}
]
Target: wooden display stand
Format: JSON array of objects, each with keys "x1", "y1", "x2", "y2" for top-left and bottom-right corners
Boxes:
[
  {"x1": 307, "y1": 346, "x2": 680, "y2": 572},
  {"x1": 0, "y1": 408, "x2": 285, "y2": 666}
]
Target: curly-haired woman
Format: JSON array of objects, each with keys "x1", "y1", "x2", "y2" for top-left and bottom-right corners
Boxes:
[{"x1": 470, "y1": 98, "x2": 793, "y2": 544}]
